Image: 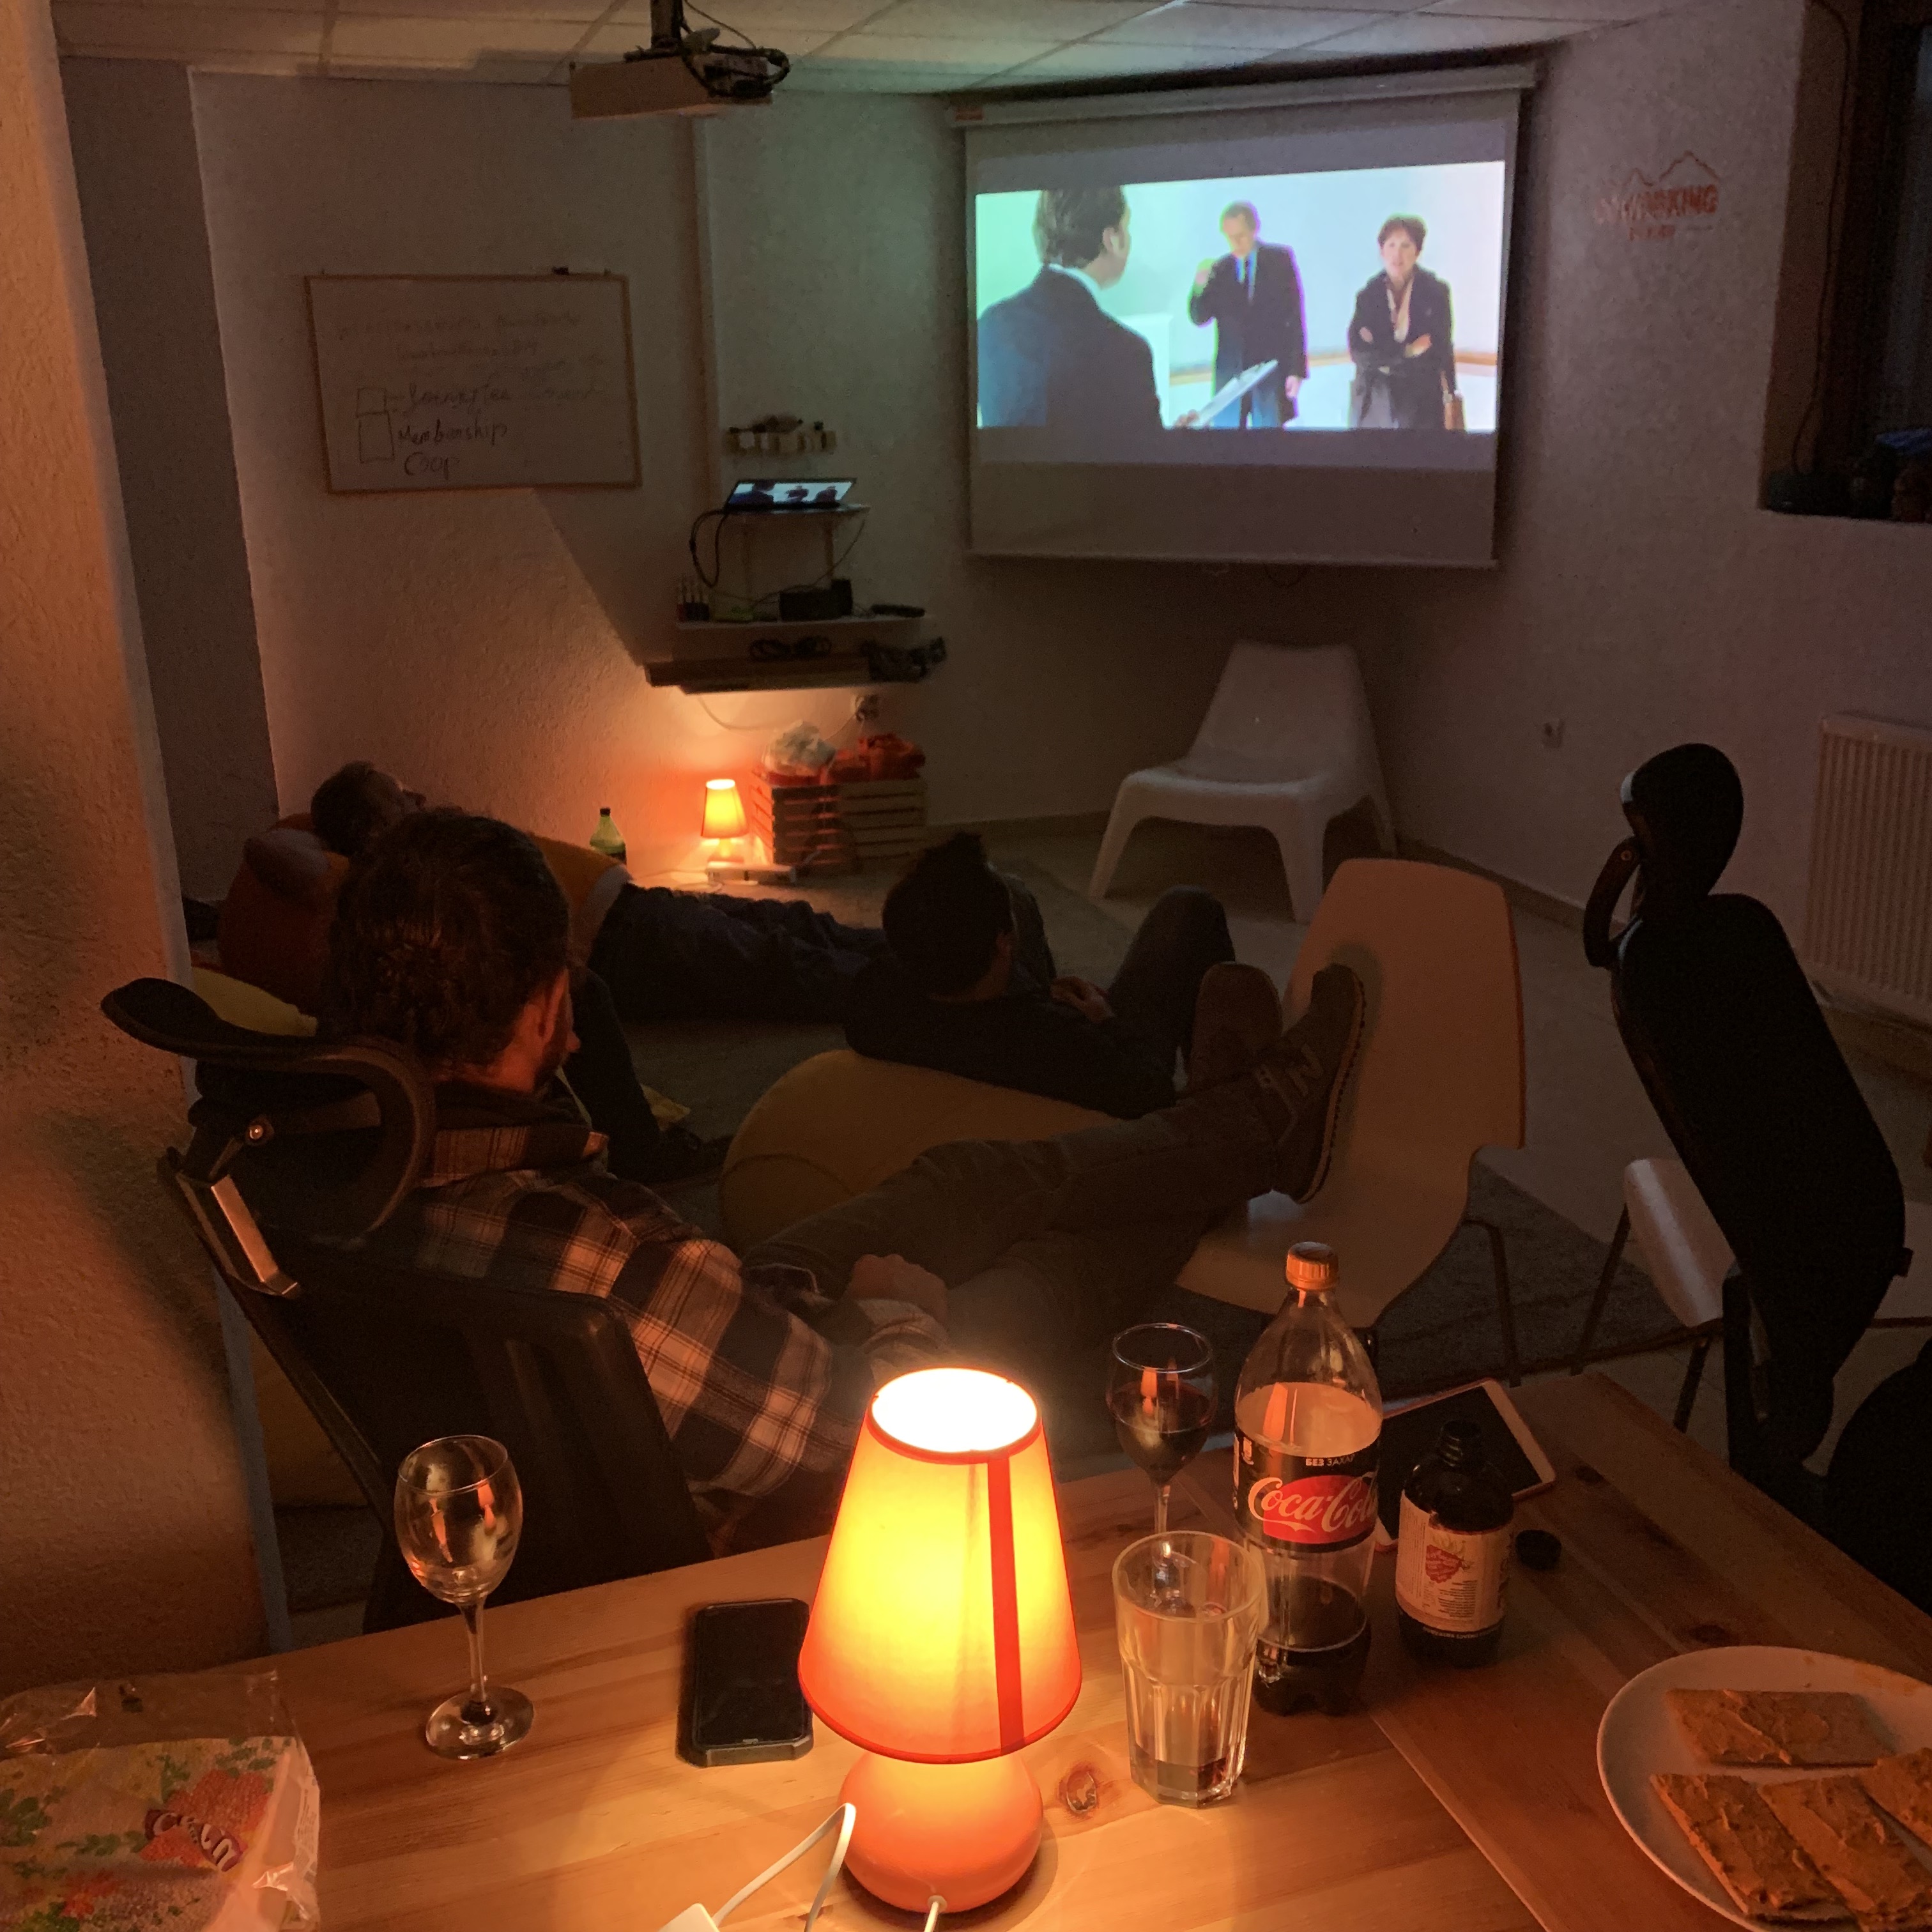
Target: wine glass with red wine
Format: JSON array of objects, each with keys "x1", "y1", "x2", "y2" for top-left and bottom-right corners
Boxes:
[{"x1": 1109, "y1": 1322, "x2": 1217, "y2": 1533}]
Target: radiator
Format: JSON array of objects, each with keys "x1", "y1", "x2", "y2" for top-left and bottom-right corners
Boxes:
[{"x1": 1804, "y1": 714, "x2": 1932, "y2": 1026}]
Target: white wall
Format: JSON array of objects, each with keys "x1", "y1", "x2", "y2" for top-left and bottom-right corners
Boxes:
[
  {"x1": 185, "y1": 77, "x2": 1278, "y2": 874},
  {"x1": 192, "y1": 74, "x2": 745, "y2": 871},
  {"x1": 1301, "y1": 0, "x2": 1932, "y2": 928},
  {"x1": 64, "y1": 59, "x2": 278, "y2": 900},
  {"x1": 698, "y1": 93, "x2": 1278, "y2": 829},
  {"x1": 131, "y1": 0, "x2": 1932, "y2": 914},
  {"x1": 3, "y1": 0, "x2": 263, "y2": 1691}
]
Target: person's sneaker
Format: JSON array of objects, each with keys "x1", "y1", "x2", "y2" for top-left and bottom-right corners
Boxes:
[
  {"x1": 1249, "y1": 964, "x2": 1366, "y2": 1202},
  {"x1": 1185, "y1": 963, "x2": 1284, "y2": 1093}
]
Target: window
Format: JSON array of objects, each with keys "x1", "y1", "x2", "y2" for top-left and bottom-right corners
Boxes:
[{"x1": 1818, "y1": 0, "x2": 1932, "y2": 461}]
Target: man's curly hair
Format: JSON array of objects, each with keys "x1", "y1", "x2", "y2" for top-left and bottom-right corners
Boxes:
[{"x1": 328, "y1": 809, "x2": 569, "y2": 1072}]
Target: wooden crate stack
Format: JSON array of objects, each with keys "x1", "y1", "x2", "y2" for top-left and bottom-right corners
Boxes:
[{"x1": 751, "y1": 774, "x2": 929, "y2": 871}]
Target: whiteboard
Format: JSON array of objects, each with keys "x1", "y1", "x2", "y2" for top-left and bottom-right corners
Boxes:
[{"x1": 307, "y1": 275, "x2": 640, "y2": 493}]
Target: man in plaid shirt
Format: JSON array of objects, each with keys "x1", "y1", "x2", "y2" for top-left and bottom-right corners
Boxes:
[{"x1": 330, "y1": 812, "x2": 1361, "y2": 1551}]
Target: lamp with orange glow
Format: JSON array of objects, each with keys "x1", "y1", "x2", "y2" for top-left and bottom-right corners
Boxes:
[
  {"x1": 701, "y1": 777, "x2": 749, "y2": 882},
  {"x1": 798, "y1": 1367, "x2": 1080, "y2": 1915},
  {"x1": 701, "y1": 776, "x2": 747, "y2": 842}
]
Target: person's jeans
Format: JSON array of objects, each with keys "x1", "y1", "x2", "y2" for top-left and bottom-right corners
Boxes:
[
  {"x1": 1007, "y1": 877, "x2": 1236, "y2": 1078},
  {"x1": 742, "y1": 1073, "x2": 1277, "y2": 1373},
  {"x1": 562, "y1": 966, "x2": 667, "y2": 1178},
  {"x1": 590, "y1": 884, "x2": 889, "y2": 1023}
]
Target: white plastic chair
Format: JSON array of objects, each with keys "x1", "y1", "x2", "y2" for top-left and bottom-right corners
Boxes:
[
  {"x1": 1572, "y1": 1155, "x2": 1932, "y2": 1436},
  {"x1": 1088, "y1": 641, "x2": 1392, "y2": 919}
]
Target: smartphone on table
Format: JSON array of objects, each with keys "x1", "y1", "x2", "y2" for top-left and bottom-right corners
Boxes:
[{"x1": 678, "y1": 1597, "x2": 813, "y2": 1767}]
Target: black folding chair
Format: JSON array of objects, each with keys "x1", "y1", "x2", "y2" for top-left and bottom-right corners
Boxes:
[
  {"x1": 102, "y1": 977, "x2": 709, "y2": 1632},
  {"x1": 1581, "y1": 746, "x2": 1917, "y2": 1541}
]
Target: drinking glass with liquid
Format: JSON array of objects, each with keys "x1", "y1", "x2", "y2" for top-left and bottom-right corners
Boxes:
[
  {"x1": 1108, "y1": 1322, "x2": 1217, "y2": 1533},
  {"x1": 1112, "y1": 1531, "x2": 1266, "y2": 1807}
]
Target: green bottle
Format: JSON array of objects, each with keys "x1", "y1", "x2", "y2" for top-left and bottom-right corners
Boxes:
[{"x1": 589, "y1": 808, "x2": 627, "y2": 864}]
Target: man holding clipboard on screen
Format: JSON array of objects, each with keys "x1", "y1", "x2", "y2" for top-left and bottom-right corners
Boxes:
[{"x1": 1185, "y1": 201, "x2": 1308, "y2": 429}]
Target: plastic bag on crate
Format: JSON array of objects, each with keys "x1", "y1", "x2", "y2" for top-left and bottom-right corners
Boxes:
[
  {"x1": 762, "y1": 721, "x2": 837, "y2": 782},
  {"x1": 0, "y1": 1670, "x2": 319, "y2": 1932}
]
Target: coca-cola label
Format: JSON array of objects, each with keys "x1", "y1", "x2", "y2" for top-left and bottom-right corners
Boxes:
[{"x1": 1236, "y1": 1432, "x2": 1379, "y2": 1551}]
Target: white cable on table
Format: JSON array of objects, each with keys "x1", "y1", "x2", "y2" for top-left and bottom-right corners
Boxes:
[{"x1": 712, "y1": 1802, "x2": 855, "y2": 1932}]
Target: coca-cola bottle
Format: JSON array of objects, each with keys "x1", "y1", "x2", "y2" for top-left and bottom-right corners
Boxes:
[
  {"x1": 1395, "y1": 1420, "x2": 1513, "y2": 1667},
  {"x1": 1233, "y1": 1241, "x2": 1382, "y2": 1715}
]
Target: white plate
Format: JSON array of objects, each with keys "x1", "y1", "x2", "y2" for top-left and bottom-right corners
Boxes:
[{"x1": 1597, "y1": 1646, "x2": 1932, "y2": 1928}]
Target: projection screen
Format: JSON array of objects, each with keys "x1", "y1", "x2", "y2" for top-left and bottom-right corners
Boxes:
[{"x1": 958, "y1": 70, "x2": 1530, "y2": 567}]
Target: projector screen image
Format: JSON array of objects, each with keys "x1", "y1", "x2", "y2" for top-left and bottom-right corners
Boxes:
[
  {"x1": 963, "y1": 84, "x2": 1524, "y2": 566},
  {"x1": 974, "y1": 165, "x2": 1503, "y2": 447}
]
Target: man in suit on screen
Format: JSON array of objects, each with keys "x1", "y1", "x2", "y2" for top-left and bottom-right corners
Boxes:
[
  {"x1": 1186, "y1": 201, "x2": 1308, "y2": 429},
  {"x1": 977, "y1": 187, "x2": 1162, "y2": 450}
]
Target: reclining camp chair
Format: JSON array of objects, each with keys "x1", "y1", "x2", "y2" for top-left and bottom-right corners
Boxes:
[
  {"x1": 102, "y1": 977, "x2": 709, "y2": 1632},
  {"x1": 1581, "y1": 745, "x2": 1920, "y2": 1578}
]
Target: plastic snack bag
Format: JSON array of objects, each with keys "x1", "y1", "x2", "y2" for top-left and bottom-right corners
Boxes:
[{"x1": 0, "y1": 1671, "x2": 319, "y2": 1932}]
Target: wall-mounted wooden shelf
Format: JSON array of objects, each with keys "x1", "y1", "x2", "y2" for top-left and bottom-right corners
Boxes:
[
  {"x1": 644, "y1": 654, "x2": 885, "y2": 694},
  {"x1": 673, "y1": 613, "x2": 920, "y2": 643}
]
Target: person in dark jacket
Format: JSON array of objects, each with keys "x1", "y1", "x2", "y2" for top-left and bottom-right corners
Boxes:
[
  {"x1": 845, "y1": 833, "x2": 1244, "y2": 1119},
  {"x1": 1184, "y1": 201, "x2": 1308, "y2": 429},
  {"x1": 977, "y1": 187, "x2": 1162, "y2": 448},
  {"x1": 1348, "y1": 213, "x2": 1459, "y2": 430}
]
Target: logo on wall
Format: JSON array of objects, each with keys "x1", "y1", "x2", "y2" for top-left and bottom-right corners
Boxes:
[{"x1": 1594, "y1": 152, "x2": 1722, "y2": 242}]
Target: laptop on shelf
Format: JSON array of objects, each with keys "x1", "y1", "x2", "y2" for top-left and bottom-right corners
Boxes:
[{"x1": 725, "y1": 478, "x2": 858, "y2": 513}]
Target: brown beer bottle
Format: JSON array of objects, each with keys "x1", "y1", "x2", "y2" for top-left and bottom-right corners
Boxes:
[{"x1": 1395, "y1": 1420, "x2": 1513, "y2": 1667}]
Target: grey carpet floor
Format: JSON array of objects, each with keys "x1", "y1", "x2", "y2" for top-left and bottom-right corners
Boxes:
[{"x1": 275, "y1": 861, "x2": 1678, "y2": 1613}]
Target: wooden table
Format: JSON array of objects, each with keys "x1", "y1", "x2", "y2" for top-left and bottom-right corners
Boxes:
[{"x1": 272, "y1": 1376, "x2": 1932, "y2": 1932}]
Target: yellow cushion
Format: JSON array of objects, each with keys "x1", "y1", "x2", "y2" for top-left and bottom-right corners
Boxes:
[
  {"x1": 719, "y1": 1050, "x2": 1110, "y2": 1252},
  {"x1": 192, "y1": 966, "x2": 318, "y2": 1036}
]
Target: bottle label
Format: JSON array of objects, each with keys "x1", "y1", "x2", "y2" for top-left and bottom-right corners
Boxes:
[
  {"x1": 1236, "y1": 1430, "x2": 1379, "y2": 1551},
  {"x1": 1395, "y1": 1496, "x2": 1512, "y2": 1633}
]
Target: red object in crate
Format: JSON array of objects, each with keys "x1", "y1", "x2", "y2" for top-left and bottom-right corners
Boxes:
[{"x1": 829, "y1": 733, "x2": 926, "y2": 783}]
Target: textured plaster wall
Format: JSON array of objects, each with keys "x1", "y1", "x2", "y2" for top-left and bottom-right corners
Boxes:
[
  {"x1": 192, "y1": 73, "x2": 815, "y2": 875},
  {"x1": 62, "y1": 59, "x2": 279, "y2": 901},
  {"x1": 187, "y1": 78, "x2": 1282, "y2": 868},
  {"x1": 1295, "y1": 0, "x2": 1932, "y2": 927},
  {"x1": 1, "y1": 0, "x2": 264, "y2": 1691},
  {"x1": 698, "y1": 94, "x2": 1279, "y2": 832}
]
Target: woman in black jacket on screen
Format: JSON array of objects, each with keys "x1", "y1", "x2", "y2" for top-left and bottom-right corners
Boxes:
[{"x1": 1347, "y1": 214, "x2": 1459, "y2": 429}]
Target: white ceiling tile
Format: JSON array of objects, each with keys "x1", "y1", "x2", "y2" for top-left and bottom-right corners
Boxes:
[
  {"x1": 865, "y1": 0, "x2": 1157, "y2": 36},
  {"x1": 1296, "y1": 9, "x2": 1577, "y2": 51},
  {"x1": 65, "y1": 0, "x2": 322, "y2": 13},
  {"x1": 579, "y1": 17, "x2": 837, "y2": 53},
  {"x1": 610, "y1": 0, "x2": 891, "y2": 29},
  {"x1": 993, "y1": 38, "x2": 1250, "y2": 75},
  {"x1": 332, "y1": 0, "x2": 606, "y2": 17},
  {"x1": 329, "y1": 12, "x2": 588, "y2": 56},
  {"x1": 813, "y1": 29, "x2": 1054, "y2": 63},
  {"x1": 1423, "y1": 0, "x2": 1669, "y2": 15},
  {"x1": 787, "y1": 55, "x2": 991, "y2": 86},
  {"x1": 328, "y1": 49, "x2": 566, "y2": 77},
  {"x1": 1097, "y1": 4, "x2": 1381, "y2": 48},
  {"x1": 1177, "y1": 0, "x2": 1434, "y2": 13},
  {"x1": 52, "y1": 4, "x2": 323, "y2": 52}
]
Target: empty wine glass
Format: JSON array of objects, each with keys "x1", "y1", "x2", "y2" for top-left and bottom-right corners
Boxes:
[
  {"x1": 394, "y1": 1434, "x2": 533, "y2": 1760},
  {"x1": 1108, "y1": 1324, "x2": 1218, "y2": 1534}
]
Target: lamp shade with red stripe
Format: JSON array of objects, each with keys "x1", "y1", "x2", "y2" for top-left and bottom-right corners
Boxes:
[{"x1": 799, "y1": 1367, "x2": 1081, "y2": 1764}]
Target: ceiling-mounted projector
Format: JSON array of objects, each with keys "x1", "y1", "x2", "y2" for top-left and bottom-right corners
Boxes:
[{"x1": 570, "y1": 0, "x2": 788, "y2": 118}]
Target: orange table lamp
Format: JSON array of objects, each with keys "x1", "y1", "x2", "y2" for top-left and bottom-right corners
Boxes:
[
  {"x1": 701, "y1": 777, "x2": 747, "y2": 840},
  {"x1": 799, "y1": 1368, "x2": 1080, "y2": 1913}
]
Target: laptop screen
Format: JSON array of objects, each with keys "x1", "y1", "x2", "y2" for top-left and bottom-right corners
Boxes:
[{"x1": 726, "y1": 479, "x2": 855, "y2": 510}]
